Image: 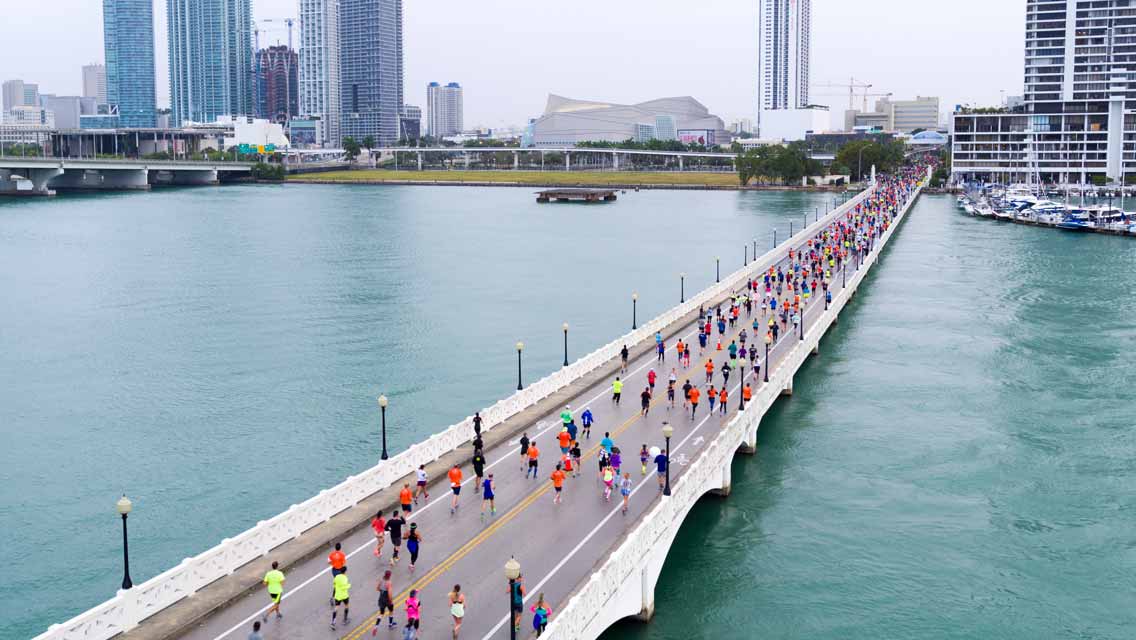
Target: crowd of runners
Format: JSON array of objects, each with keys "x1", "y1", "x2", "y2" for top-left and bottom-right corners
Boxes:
[{"x1": 243, "y1": 169, "x2": 924, "y2": 640}]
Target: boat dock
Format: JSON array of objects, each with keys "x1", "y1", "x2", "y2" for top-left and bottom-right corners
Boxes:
[{"x1": 536, "y1": 187, "x2": 617, "y2": 203}]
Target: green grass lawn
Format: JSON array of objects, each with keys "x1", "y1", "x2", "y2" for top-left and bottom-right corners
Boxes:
[{"x1": 288, "y1": 169, "x2": 743, "y2": 187}]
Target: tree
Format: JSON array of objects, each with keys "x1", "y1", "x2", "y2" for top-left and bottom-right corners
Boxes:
[
  {"x1": 342, "y1": 137, "x2": 361, "y2": 163},
  {"x1": 362, "y1": 136, "x2": 375, "y2": 155}
]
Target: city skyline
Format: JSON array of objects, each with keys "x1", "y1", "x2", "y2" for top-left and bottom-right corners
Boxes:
[{"x1": 2, "y1": 0, "x2": 1024, "y2": 130}]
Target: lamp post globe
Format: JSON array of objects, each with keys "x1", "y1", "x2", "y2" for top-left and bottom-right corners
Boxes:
[
  {"x1": 631, "y1": 292, "x2": 638, "y2": 329},
  {"x1": 116, "y1": 495, "x2": 133, "y2": 590},
  {"x1": 378, "y1": 394, "x2": 389, "y2": 460},
  {"x1": 505, "y1": 557, "x2": 521, "y2": 640}
]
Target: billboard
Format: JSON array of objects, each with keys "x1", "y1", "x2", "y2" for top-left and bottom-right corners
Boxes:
[{"x1": 677, "y1": 129, "x2": 715, "y2": 146}]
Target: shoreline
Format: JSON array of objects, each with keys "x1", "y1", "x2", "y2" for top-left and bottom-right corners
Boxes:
[{"x1": 284, "y1": 177, "x2": 852, "y2": 192}]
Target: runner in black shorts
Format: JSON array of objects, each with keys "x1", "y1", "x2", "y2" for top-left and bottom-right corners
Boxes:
[
  {"x1": 666, "y1": 380, "x2": 675, "y2": 408},
  {"x1": 384, "y1": 510, "x2": 405, "y2": 566}
]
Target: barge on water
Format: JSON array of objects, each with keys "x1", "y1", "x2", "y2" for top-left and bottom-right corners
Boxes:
[{"x1": 536, "y1": 188, "x2": 617, "y2": 203}]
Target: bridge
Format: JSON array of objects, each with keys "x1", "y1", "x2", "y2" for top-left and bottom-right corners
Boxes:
[
  {"x1": 375, "y1": 146, "x2": 835, "y2": 172},
  {"x1": 36, "y1": 166, "x2": 927, "y2": 640},
  {"x1": 0, "y1": 158, "x2": 254, "y2": 196}
]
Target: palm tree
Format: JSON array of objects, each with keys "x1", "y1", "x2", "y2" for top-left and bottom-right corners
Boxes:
[{"x1": 362, "y1": 136, "x2": 375, "y2": 166}]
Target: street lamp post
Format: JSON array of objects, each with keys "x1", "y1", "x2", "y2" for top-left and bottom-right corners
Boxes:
[
  {"x1": 378, "y1": 395, "x2": 389, "y2": 460},
  {"x1": 764, "y1": 333, "x2": 772, "y2": 383},
  {"x1": 738, "y1": 362, "x2": 746, "y2": 409},
  {"x1": 773, "y1": 229, "x2": 777, "y2": 248},
  {"x1": 516, "y1": 341, "x2": 524, "y2": 390},
  {"x1": 505, "y1": 557, "x2": 521, "y2": 640},
  {"x1": 679, "y1": 272, "x2": 685, "y2": 303},
  {"x1": 799, "y1": 305, "x2": 805, "y2": 341},
  {"x1": 562, "y1": 323, "x2": 569, "y2": 367},
  {"x1": 116, "y1": 496, "x2": 133, "y2": 590},
  {"x1": 662, "y1": 422, "x2": 673, "y2": 496},
  {"x1": 715, "y1": 257, "x2": 720, "y2": 283},
  {"x1": 744, "y1": 244, "x2": 748, "y2": 265},
  {"x1": 631, "y1": 292, "x2": 638, "y2": 330}
]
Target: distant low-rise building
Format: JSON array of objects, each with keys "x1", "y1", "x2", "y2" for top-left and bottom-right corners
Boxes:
[
  {"x1": 5, "y1": 105, "x2": 54, "y2": 127},
  {"x1": 759, "y1": 107, "x2": 829, "y2": 142},
  {"x1": 526, "y1": 95, "x2": 728, "y2": 147},
  {"x1": 400, "y1": 104, "x2": 421, "y2": 142}
]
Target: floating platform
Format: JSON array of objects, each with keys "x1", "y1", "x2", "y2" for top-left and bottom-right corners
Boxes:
[{"x1": 536, "y1": 188, "x2": 617, "y2": 203}]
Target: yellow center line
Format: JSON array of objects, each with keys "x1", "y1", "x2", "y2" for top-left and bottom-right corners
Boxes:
[{"x1": 339, "y1": 373, "x2": 708, "y2": 640}]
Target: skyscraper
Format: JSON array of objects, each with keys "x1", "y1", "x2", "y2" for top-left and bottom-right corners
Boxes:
[
  {"x1": 103, "y1": 0, "x2": 156, "y2": 127},
  {"x1": 3, "y1": 80, "x2": 40, "y2": 111},
  {"x1": 426, "y1": 82, "x2": 462, "y2": 138},
  {"x1": 256, "y1": 46, "x2": 299, "y2": 123},
  {"x1": 756, "y1": 0, "x2": 825, "y2": 140},
  {"x1": 952, "y1": 0, "x2": 1136, "y2": 184},
  {"x1": 299, "y1": 0, "x2": 341, "y2": 146},
  {"x1": 82, "y1": 64, "x2": 108, "y2": 106},
  {"x1": 168, "y1": 0, "x2": 254, "y2": 126},
  {"x1": 339, "y1": 0, "x2": 403, "y2": 145}
]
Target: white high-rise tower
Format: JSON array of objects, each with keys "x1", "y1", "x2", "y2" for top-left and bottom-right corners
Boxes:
[
  {"x1": 299, "y1": 0, "x2": 342, "y2": 146},
  {"x1": 756, "y1": 0, "x2": 825, "y2": 141}
]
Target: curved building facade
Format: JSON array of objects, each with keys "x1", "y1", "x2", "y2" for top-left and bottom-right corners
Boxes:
[{"x1": 526, "y1": 94, "x2": 728, "y2": 147}]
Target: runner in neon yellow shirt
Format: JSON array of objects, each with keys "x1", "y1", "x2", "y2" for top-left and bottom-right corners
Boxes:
[
  {"x1": 261, "y1": 561, "x2": 285, "y2": 622},
  {"x1": 330, "y1": 570, "x2": 351, "y2": 629}
]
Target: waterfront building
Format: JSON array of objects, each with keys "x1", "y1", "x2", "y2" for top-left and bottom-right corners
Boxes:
[
  {"x1": 878, "y1": 96, "x2": 939, "y2": 133},
  {"x1": 38, "y1": 96, "x2": 96, "y2": 129},
  {"x1": 756, "y1": 0, "x2": 825, "y2": 140},
  {"x1": 399, "y1": 104, "x2": 421, "y2": 142},
  {"x1": 102, "y1": 0, "x2": 156, "y2": 127},
  {"x1": 526, "y1": 95, "x2": 729, "y2": 148},
  {"x1": 299, "y1": 0, "x2": 341, "y2": 146},
  {"x1": 168, "y1": 0, "x2": 254, "y2": 127},
  {"x1": 426, "y1": 81, "x2": 462, "y2": 138},
  {"x1": 82, "y1": 64, "x2": 108, "y2": 106},
  {"x1": 633, "y1": 122, "x2": 656, "y2": 143},
  {"x1": 654, "y1": 115, "x2": 677, "y2": 141},
  {"x1": 3, "y1": 80, "x2": 40, "y2": 111},
  {"x1": 339, "y1": 0, "x2": 403, "y2": 145},
  {"x1": 4, "y1": 105, "x2": 55, "y2": 127},
  {"x1": 952, "y1": 0, "x2": 1136, "y2": 185},
  {"x1": 256, "y1": 45, "x2": 299, "y2": 124}
]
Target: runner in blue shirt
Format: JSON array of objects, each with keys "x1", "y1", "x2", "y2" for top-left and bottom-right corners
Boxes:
[
  {"x1": 600, "y1": 432, "x2": 614, "y2": 454},
  {"x1": 580, "y1": 407, "x2": 594, "y2": 439}
]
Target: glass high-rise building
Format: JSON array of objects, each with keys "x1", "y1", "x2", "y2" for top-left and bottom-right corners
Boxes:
[
  {"x1": 102, "y1": 0, "x2": 156, "y2": 127},
  {"x1": 299, "y1": 0, "x2": 341, "y2": 146},
  {"x1": 168, "y1": 0, "x2": 254, "y2": 126},
  {"x1": 256, "y1": 46, "x2": 299, "y2": 123},
  {"x1": 339, "y1": 0, "x2": 403, "y2": 145}
]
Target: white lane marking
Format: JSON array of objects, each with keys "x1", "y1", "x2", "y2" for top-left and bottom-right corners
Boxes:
[{"x1": 478, "y1": 376, "x2": 746, "y2": 640}]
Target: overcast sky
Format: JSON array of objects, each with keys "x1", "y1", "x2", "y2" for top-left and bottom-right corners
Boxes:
[{"x1": 1, "y1": 0, "x2": 1025, "y2": 130}]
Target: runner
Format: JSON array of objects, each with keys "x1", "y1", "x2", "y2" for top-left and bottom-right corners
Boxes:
[
  {"x1": 403, "y1": 589, "x2": 421, "y2": 640},
  {"x1": 559, "y1": 404, "x2": 572, "y2": 428},
  {"x1": 707, "y1": 384, "x2": 717, "y2": 413},
  {"x1": 647, "y1": 368, "x2": 657, "y2": 393},
  {"x1": 413, "y1": 465, "x2": 429, "y2": 504},
  {"x1": 557, "y1": 427, "x2": 571, "y2": 455},
  {"x1": 639, "y1": 444, "x2": 649, "y2": 475},
  {"x1": 611, "y1": 446, "x2": 622, "y2": 477},
  {"x1": 518, "y1": 432, "x2": 530, "y2": 471},
  {"x1": 612, "y1": 377, "x2": 623, "y2": 405},
  {"x1": 248, "y1": 621, "x2": 263, "y2": 640},
  {"x1": 682, "y1": 379, "x2": 693, "y2": 409},
  {"x1": 666, "y1": 378, "x2": 675, "y2": 409},
  {"x1": 743, "y1": 383, "x2": 753, "y2": 406},
  {"x1": 721, "y1": 360, "x2": 732, "y2": 387},
  {"x1": 448, "y1": 464, "x2": 463, "y2": 514},
  {"x1": 655, "y1": 447, "x2": 668, "y2": 491},
  {"x1": 481, "y1": 473, "x2": 496, "y2": 519},
  {"x1": 510, "y1": 574, "x2": 526, "y2": 634},
  {"x1": 406, "y1": 523, "x2": 422, "y2": 571},
  {"x1": 656, "y1": 338, "x2": 665, "y2": 362},
  {"x1": 704, "y1": 358, "x2": 714, "y2": 383},
  {"x1": 640, "y1": 386, "x2": 651, "y2": 416},
  {"x1": 689, "y1": 385, "x2": 701, "y2": 418},
  {"x1": 385, "y1": 510, "x2": 405, "y2": 566},
  {"x1": 550, "y1": 463, "x2": 566, "y2": 504},
  {"x1": 620, "y1": 472, "x2": 633, "y2": 514},
  {"x1": 371, "y1": 511, "x2": 386, "y2": 558},
  {"x1": 531, "y1": 594, "x2": 553, "y2": 637},
  {"x1": 620, "y1": 344, "x2": 629, "y2": 373},
  {"x1": 328, "y1": 542, "x2": 346, "y2": 606},
  {"x1": 371, "y1": 570, "x2": 396, "y2": 634},
  {"x1": 526, "y1": 441, "x2": 540, "y2": 479},
  {"x1": 580, "y1": 407, "x2": 594, "y2": 439},
  {"x1": 570, "y1": 442, "x2": 582, "y2": 478},
  {"x1": 472, "y1": 411, "x2": 482, "y2": 438},
  {"x1": 601, "y1": 463, "x2": 615, "y2": 501},
  {"x1": 718, "y1": 387, "x2": 729, "y2": 414},
  {"x1": 471, "y1": 449, "x2": 486, "y2": 496},
  {"x1": 330, "y1": 567, "x2": 350, "y2": 629},
  {"x1": 399, "y1": 483, "x2": 413, "y2": 514},
  {"x1": 448, "y1": 585, "x2": 466, "y2": 639},
  {"x1": 261, "y1": 561, "x2": 284, "y2": 622},
  {"x1": 566, "y1": 418, "x2": 578, "y2": 445},
  {"x1": 600, "y1": 432, "x2": 614, "y2": 454},
  {"x1": 698, "y1": 328, "x2": 707, "y2": 355}
]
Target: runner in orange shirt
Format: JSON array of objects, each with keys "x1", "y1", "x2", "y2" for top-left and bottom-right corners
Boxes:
[
  {"x1": 718, "y1": 387, "x2": 728, "y2": 414},
  {"x1": 399, "y1": 483, "x2": 413, "y2": 514},
  {"x1": 447, "y1": 464, "x2": 463, "y2": 515},
  {"x1": 550, "y1": 464, "x2": 567, "y2": 505},
  {"x1": 704, "y1": 359, "x2": 714, "y2": 384},
  {"x1": 526, "y1": 442, "x2": 540, "y2": 480},
  {"x1": 328, "y1": 542, "x2": 346, "y2": 606},
  {"x1": 689, "y1": 386, "x2": 701, "y2": 418},
  {"x1": 557, "y1": 427, "x2": 571, "y2": 455}
]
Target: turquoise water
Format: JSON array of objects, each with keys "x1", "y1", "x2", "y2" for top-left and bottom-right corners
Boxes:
[
  {"x1": 0, "y1": 184, "x2": 833, "y2": 638},
  {"x1": 605, "y1": 195, "x2": 1136, "y2": 639}
]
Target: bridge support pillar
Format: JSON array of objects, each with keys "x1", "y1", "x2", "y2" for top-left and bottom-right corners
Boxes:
[
  {"x1": 781, "y1": 377, "x2": 793, "y2": 396},
  {"x1": 679, "y1": 156, "x2": 684, "y2": 171},
  {"x1": 169, "y1": 169, "x2": 218, "y2": 186},
  {"x1": 51, "y1": 168, "x2": 149, "y2": 192},
  {"x1": 709, "y1": 460, "x2": 732, "y2": 496},
  {"x1": 634, "y1": 565, "x2": 655, "y2": 622},
  {"x1": 565, "y1": 152, "x2": 570, "y2": 171},
  {"x1": 738, "y1": 414, "x2": 759, "y2": 454},
  {"x1": 811, "y1": 343, "x2": 819, "y2": 356},
  {"x1": 513, "y1": 151, "x2": 518, "y2": 170},
  {"x1": 613, "y1": 151, "x2": 619, "y2": 171},
  {"x1": 2, "y1": 167, "x2": 62, "y2": 195},
  {"x1": 417, "y1": 152, "x2": 422, "y2": 171}
]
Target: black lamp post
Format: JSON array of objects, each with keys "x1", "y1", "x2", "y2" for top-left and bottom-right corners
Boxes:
[
  {"x1": 799, "y1": 306, "x2": 805, "y2": 341},
  {"x1": 773, "y1": 229, "x2": 777, "y2": 248},
  {"x1": 738, "y1": 362, "x2": 746, "y2": 409},
  {"x1": 632, "y1": 293, "x2": 638, "y2": 329},
  {"x1": 764, "y1": 333, "x2": 771, "y2": 383},
  {"x1": 715, "y1": 257, "x2": 720, "y2": 283},
  {"x1": 116, "y1": 496, "x2": 133, "y2": 590},
  {"x1": 516, "y1": 341, "x2": 524, "y2": 390},
  {"x1": 562, "y1": 323, "x2": 569, "y2": 367},
  {"x1": 680, "y1": 272, "x2": 685, "y2": 303},
  {"x1": 505, "y1": 557, "x2": 521, "y2": 640},
  {"x1": 662, "y1": 422, "x2": 673, "y2": 496},
  {"x1": 744, "y1": 244, "x2": 748, "y2": 265},
  {"x1": 378, "y1": 395, "x2": 389, "y2": 460}
]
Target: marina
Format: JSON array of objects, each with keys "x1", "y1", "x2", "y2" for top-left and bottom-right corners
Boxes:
[{"x1": 955, "y1": 187, "x2": 1136, "y2": 237}]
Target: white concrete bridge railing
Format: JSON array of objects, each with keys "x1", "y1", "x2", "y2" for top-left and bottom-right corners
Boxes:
[
  {"x1": 540, "y1": 176, "x2": 927, "y2": 640},
  {"x1": 35, "y1": 181, "x2": 882, "y2": 640}
]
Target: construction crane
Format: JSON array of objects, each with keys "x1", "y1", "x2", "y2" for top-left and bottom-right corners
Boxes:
[
  {"x1": 254, "y1": 18, "x2": 295, "y2": 52},
  {"x1": 812, "y1": 78, "x2": 889, "y2": 112}
]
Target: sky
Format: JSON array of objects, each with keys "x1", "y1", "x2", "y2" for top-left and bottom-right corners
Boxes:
[{"x1": 1, "y1": 0, "x2": 1025, "y2": 130}]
